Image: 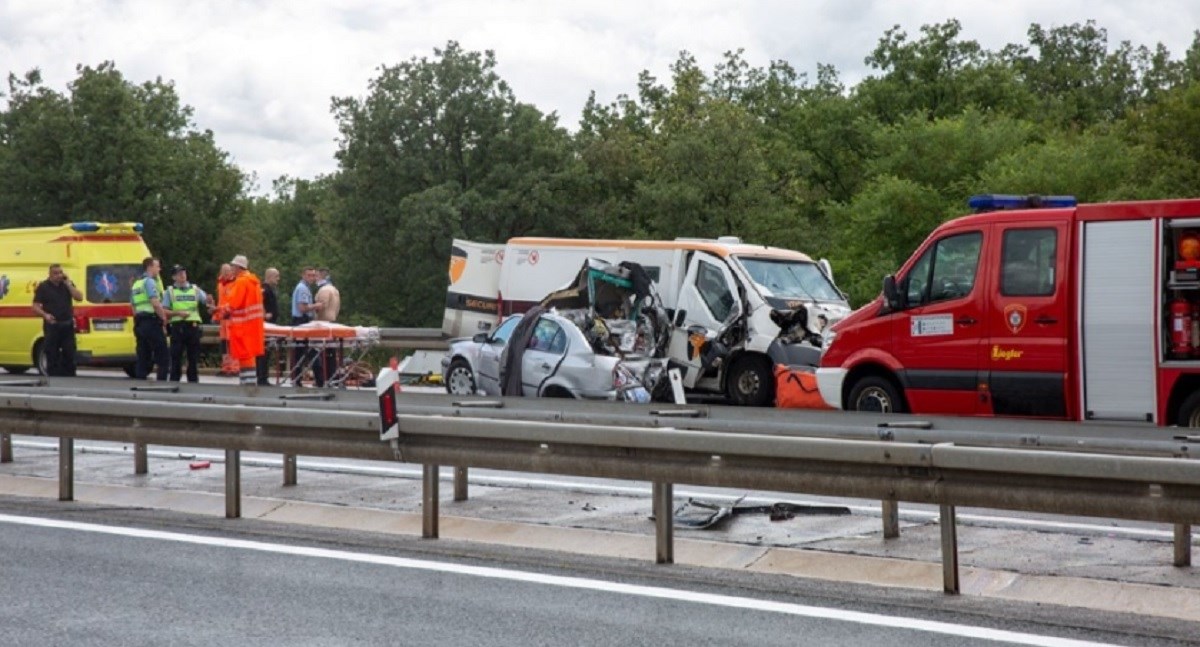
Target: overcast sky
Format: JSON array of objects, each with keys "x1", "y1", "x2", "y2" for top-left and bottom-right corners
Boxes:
[{"x1": 2, "y1": 1, "x2": 1197, "y2": 194}]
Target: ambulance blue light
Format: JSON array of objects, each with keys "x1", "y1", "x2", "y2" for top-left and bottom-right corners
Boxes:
[
  {"x1": 69, "y1": 222, "x2": 101, "y2": 232},
  {"x1": 133, "y1": 222, "x2": 144, "y2": 233},
  {"x1": 968, "y1": 194, "x2": 1077, "y2": 212}
]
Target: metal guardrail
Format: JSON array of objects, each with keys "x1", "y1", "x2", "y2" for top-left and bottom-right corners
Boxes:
[
  {"x1": 0, "y1": 379, "x2": 1198, "y2": 594},
  {"x1": 199, "y1": 325, "x2": 448, "y2": 350}
]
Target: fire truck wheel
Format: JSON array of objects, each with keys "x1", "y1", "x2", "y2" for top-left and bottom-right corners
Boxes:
[
  {"x1": 727, "y1": 356, "x2": 774, "y2": 407},
  {"x1": 1178, "y1": 391, "x2": 1200, "y2": 427},
  {"x1": 444, "y1": 358, "x2": 476, "y2": 396},
  {"x1": 848, "y1": 376, "x2": 905, "y2": 414}
]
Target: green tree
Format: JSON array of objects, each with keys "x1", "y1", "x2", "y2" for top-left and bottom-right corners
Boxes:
[
  {"x1": 0, "y1": 63, "x2": 245, "y2": 287},
  {"x1": 329, "y1": 42, "x2": 577, "y2": 325}
]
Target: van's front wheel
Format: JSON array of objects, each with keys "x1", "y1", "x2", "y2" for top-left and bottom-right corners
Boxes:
[
  {"x1": 847, "y1": 376, "x2": 906, "y2": 414},
  {"x1": 726, "y1": 356, "x2": 774, "y2": 407}
]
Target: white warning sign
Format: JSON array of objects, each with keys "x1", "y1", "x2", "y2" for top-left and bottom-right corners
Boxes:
[{"x1": 911, "y1": 314, "x2": 953, "y2": 337}]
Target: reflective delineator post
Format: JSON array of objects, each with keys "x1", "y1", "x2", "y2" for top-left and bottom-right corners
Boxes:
[
  {"x1": 1, "y1": 433, "x2": 11, "y2": 463},
  {"x1": 283, "y1": 453, "x2": 297, "y2": 486},
  {"x1": 453, "y1": 466, "x2": 468, "y2": 501},
  {"x1": 423, "y1": 464, "x2": 439, "y2": 538},
  {"x1": 653, "y1": 482, "x2": 674, "y2": 564},
  {"x1": 225, "y1": 449, "x2": 241, "y2": 519},
  {"x1": 940, "y1": 504, "x2": 959, "y2": 594},
  {"x1": 1175, "y1": 524, "x2": 1192, "y2": 567},
  {"x1": 58, "y1": 437, "x2": 73, "y2": 501},
  {"x1": 134, "y1": 442, "x2": 148, "y2": 475}
]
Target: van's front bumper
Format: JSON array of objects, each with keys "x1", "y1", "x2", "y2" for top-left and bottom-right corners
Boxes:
[
  {"x1": 815, "y1": 367, "x2": 846, "y2": 410},
  {"x1": 76, "y1": 351, "x2": 137, "y2": 367}
]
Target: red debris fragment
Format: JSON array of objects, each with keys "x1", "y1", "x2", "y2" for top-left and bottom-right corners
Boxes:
[{"x1": 189, "y1": 461, "x2": 211, "y2": 470}]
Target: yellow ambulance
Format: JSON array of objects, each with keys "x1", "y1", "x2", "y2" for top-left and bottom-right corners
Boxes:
[{"x1": 0, "y1": 222, "x2": 152, "y2": 375}]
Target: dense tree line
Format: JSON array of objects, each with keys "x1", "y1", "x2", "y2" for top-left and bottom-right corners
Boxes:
[{"x1": 2, "y1": 21, "x2": 1199, "y2": 323}]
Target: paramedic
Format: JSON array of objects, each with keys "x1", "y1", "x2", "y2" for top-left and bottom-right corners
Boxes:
[{"x1": 218, "y1": 255, "x2": 266, "y2": 386}]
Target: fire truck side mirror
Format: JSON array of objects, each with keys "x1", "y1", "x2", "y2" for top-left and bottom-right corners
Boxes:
[{"x1": 882, "y1": 275, "x2": 903, "y2": 311}]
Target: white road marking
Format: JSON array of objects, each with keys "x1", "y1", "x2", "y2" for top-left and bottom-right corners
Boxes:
[
  {"x1": 11, "y1": 440, "x2": 1181, "y2": 540},
  {"x1": 0, "y1": 513, "x2": 1123, "y2": 647}
]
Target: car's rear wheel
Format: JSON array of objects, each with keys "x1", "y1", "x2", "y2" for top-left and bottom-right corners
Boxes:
[{"x1": 444, "y1": 358, "x2": 476, "y2": 396}]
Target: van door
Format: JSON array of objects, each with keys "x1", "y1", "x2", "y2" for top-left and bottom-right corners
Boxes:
[
  {"x1": 669, "y1": 252, "x2": 741, "y2": 388},
  {"x1": 891, "y1": 228, "x2": 990, "y2": 414},
  {"x1": 986, "y1": 222, "x2": 1069, "y2": 417}
]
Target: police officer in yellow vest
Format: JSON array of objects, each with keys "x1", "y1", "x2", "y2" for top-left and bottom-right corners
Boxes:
[
  {"x1": 163, "y1": 264, "x2": 211, "y2": 383},
  {"x1": 131, "y1": 256, "x2": 170, "y2": 380}
]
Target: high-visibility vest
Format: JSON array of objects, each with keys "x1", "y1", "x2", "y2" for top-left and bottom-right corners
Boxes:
[
  {"x1": 168, "y1": 285, "x2": 202, "y2": 322},
  {"x1": 131, "y1": 276, "x2": 156, "y2": 314}
]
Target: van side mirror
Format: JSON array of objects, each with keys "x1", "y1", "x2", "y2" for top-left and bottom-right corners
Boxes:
[
  {"x1": 882, "y1": 275, "x2": 903, "y2": 311},
  {"x1": 673, "y1": 309, "x2": 687, "y2": 327}
]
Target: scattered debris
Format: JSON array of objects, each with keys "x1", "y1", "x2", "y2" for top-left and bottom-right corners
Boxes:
[
  {"x1": 188, "y1": 461, "x2": 211, "y2": 470},
  {"x1": 669, "y1": 497, "x2": 852, "y2": 529}
]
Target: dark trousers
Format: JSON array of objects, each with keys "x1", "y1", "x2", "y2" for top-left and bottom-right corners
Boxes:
[
  {"x1": 169, "y1": 322, "x2": 202, "y2": 383},
  {"x1": 134, "y1": 315, "x2": 169, "y2": 381},
  {"x1": 256, "y1": 346, "x2": 275, "y2": 386},
  {"x1": 43, "y1": 321, "x2": 77, "y2": 377}
]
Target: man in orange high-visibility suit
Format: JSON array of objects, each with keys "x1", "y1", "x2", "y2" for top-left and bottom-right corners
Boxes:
[{"x1": 219, "y1": 255, "x2": 265, "y2": 386}]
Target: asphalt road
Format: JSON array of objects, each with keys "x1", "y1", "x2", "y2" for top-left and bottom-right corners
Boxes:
[{"x1": 0, "y1": 499, "x2": 1180, "y2": 647}]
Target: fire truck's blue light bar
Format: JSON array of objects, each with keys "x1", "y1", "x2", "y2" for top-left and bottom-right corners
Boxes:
[{"x1": 968, "y1": 194, "x2": 1077, "y2": 211}]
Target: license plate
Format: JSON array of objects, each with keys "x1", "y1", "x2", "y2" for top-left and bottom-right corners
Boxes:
[{"x1": 93, "y1": 319, "x2": 125, "y2": 332}]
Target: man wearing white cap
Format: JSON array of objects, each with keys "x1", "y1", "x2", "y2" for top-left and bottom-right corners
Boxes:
[{"x1": 217, "y1": 255, "x2": 265, "y2": 386}]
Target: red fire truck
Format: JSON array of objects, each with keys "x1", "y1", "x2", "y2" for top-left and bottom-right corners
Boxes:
[{"x1": 816, "y1": 194, "x2": 1200, "y2": 426}]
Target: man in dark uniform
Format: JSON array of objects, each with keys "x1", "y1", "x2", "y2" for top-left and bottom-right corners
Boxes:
[
  {"x1": 31, "y1": 264, "x2": 83, "y2": 376},
  {"x1": 256, "y1": 267, "x2": 281, "y2": 385},
  {"x1": 131, "y1": 256, "x2": 170, "y2": 380},
  {"x1": 163, "y1": 265, "x2": 210, "y2": 383}
]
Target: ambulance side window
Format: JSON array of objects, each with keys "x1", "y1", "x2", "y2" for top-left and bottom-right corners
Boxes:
[
  {"x1": 1001, "y1": 229, "x2": 1057, "y2": 297},
  {"x1": 903, "y1": 232, "x2": 983, "y2": 307}
]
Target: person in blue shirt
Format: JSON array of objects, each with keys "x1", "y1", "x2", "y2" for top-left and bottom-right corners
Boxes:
[
  {"x1": 162, "y1": 265, "x2": 212, "y2": 383},
  {"x1": 131, "y1": 257, "x2": 169, "y2": 380},
  {"x1": 289, "y1": 266, "x2": 322, "y2": 384}
]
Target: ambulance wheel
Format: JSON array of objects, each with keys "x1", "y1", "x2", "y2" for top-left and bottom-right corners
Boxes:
[
  {"x1": 33, "y1": 341, "x2": 48, "y2": 376},
  {"x1": 727, "y1": 356, "x2": 774, "y2": 407},
  {"x1": 123, "y1": 364, "x2": 138, "y2": 378},
  {"x1": 848, "y1": 376, "x2": 906, "y2": 414},
  {"x1": 2, "y1": 366, "x2": 30, "y2": 374},
  {"x1": 444, "y1": 358, "x2": 476, "y2": 396},
  {"x1": 1178, "y1": 391, "x2": 1200, "y2": 427}
]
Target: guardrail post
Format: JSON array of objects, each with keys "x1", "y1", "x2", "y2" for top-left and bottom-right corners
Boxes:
[
  {"x1": 283, "y1": 454, "x2": 297, "y2": 486},
  {"x1": 940, "y1": 504, "x2": 959, "y2": 594},
  {"x1": 423, "y1": 464, "x2": 439, "y2": 538},
  {"x1": 881, "y1": 500, "x2": 900, "y2": 539},
  {"x1": 225, "y1": 449, "x2": 240, "y2": 519},
  {"x1": 653, "y1": 482, "x2": 674, "y2": 564},
  {"x1": 58, "y1": 437, "x2": 74, "y2": 501},
  {"x1": 134, "y1": 443, "x2": 148, "y2": 475},
  {"x1": 1, "y1": 432, "x2": 11, "y2": 463},
  {"x1": 1175, "y1": 524, "x2": 1192, "y2": 567},
  {"x1": 453, "y1": 466, "x2": 468, "y2": 501}
]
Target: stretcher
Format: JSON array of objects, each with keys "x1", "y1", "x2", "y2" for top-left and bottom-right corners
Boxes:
[{"x1": 263, "y1": 322, "x2": 380, "y2": 388}]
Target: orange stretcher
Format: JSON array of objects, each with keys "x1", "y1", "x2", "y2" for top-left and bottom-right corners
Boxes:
[{"x1": 263, "y1": 323, "x2": 380, "y2": 387}]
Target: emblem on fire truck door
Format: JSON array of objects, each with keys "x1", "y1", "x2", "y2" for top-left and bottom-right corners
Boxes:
[{"x1": 1004, "y1": 304, "x2": 1027, "y2": 334}]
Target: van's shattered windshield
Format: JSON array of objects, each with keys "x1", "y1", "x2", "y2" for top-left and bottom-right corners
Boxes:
[{"x1": 737, "y1": 257, "x2": 842, "y2": 302}]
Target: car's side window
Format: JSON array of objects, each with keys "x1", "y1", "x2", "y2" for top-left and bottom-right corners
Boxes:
[
  {"x1": 528, "y1": 318, "x2": 562, "y2": 352},
  {"x1": 548, "y1": 327, "x2": 568, "y2": 354},
  {"x1": 492, "y1": 317, "x2": 520, "y2": 344}
]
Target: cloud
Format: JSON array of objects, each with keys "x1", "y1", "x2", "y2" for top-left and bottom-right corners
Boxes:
[{"x1": 1, "y1": 0, "x2": 1196, "y2": 194}]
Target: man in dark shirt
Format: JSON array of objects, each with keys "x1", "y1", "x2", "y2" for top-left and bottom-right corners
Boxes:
[
  {"x1": 256, "y1": 267, "x2": 281, "y2": 385},
  {"x1": 31, "y1": 264, "x2": 84, "y2": 376}
]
